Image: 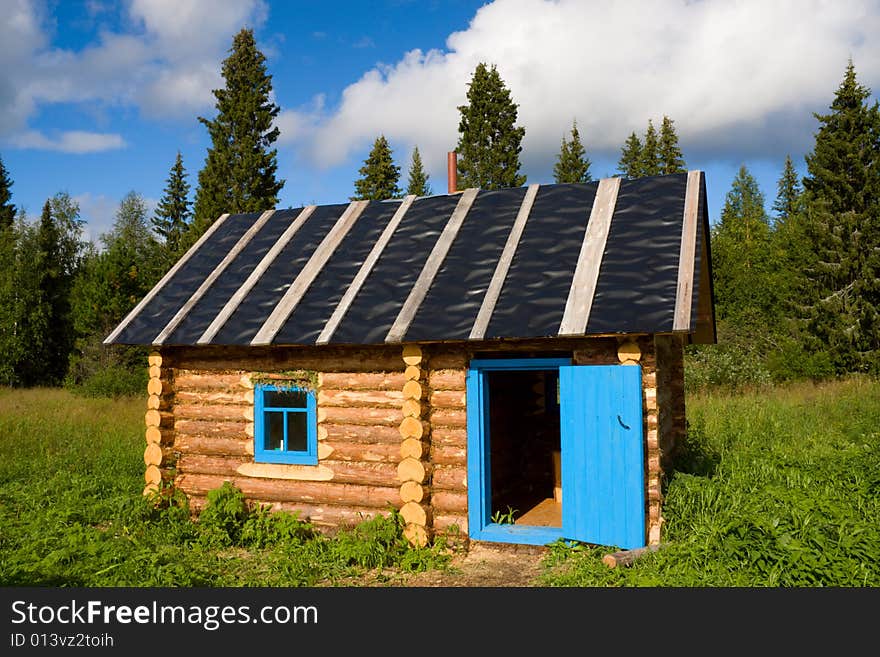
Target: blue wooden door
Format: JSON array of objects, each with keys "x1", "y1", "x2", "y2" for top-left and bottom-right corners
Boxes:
[{"x1": 560, "y1": 365, "x2": 646, "y2": 549}]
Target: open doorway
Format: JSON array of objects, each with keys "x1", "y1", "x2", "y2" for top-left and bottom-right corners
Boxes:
[{"x1": 486, "y1": 368, "x2": 561, "y2": 527}]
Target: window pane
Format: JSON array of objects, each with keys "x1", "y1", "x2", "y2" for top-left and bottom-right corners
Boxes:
[
  {"x1": 286, "y1": 412, "x2": 308, "y2": 453},
  {"x1": 264, "y1": 389, "x2": 307, "y2": 408},
  {"x1": 264, "y1": 412, "x2": 284, "y2": 451}
]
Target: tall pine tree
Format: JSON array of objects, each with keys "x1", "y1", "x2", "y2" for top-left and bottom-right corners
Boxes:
[
  {"x1": 0, "y1": 155, "x2": 15, "y2": 231},
  {"x1": 658, "y1": 116, "x2": 686, "y2": 174},
  {"x1": 406, "y1": 146, "x2": 431, "y2": 196},
  {"x1": 553, "y1": 120, "x2": 592, "y2": 183},
  {"x1": 153, "y1": 152, "x2": 191, "y2": 261},
  {"x1": 772, "y1": 154, "x2": 802, "y2": 225},
  {"x1": 617, "y1": 132, "x2": 642, "y2": 177},
  {"x1": 190, "y1": 28, "x2": 283, "y2": 244},
  {"x1": 799, "y1": 60, "x2": 880, "y2": 373},
  {"x1": 455, "y1": 63, "x2": 526, "y2": 190},
  {"x1": 639, "y1": 119, "x2": 660, "y2": 176},
  {"x1": 352, "y1": 135, "x2": 401, "y2": 201}
]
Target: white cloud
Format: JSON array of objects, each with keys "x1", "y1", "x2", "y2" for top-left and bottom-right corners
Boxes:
[
  {"x1": 0, "y1": 0, "x2": 268, "y2": 141},
  {"x1": 281, "y1": 0, "x2": 880, "y2": 178},
  {"x1": 10, "y1": 130, "x2": 126, "y2": 153}
]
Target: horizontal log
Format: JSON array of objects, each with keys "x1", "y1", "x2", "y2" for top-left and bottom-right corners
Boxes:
[
  {"x1": 433, "y1": 513, "x2": 468, "y2": 536},
  {"x1": 404, "y1": 524, "x2": 428, "y2": 547},
  {"x1": 430, "y1": 389, "x2": 466, "y2": 409},
  {"x1": 402, "y1": 344, "x2": 423, "y2": 366},
  {"x1": 427, "y1": 353, "x2": 467, "y2": 370},
  {"x1": 317, "y1": 389, "x2": 403, "y2": 408},
  {"x1": 401, "y1": 398, "x2": 426, "y2": 418},
  {"x1": 398, "y1": 416, "x2": 429, "y2": 440},
  {"x1": 186, "y1": 496, "x2": 393, "y2": 528},
  {"x1": 176, "y1": 434, "x2": 253, "y2": 457},
  {"x1": 318, "y1": 422, "x2": 401, "y2": 444},
  {"x1": 431, "y1": 426, "x2": 467, "y2": 447},
  {"x1": 400, "y1": 501, "x2": 428, "y2": 526},
  {"x1": 175, "y1": 403, "x2": 251, "y2": 422},
  {"x1": 317, "y1": 406, "x2": 400, "y2": 426},
  {"x1": 431, "y1": 408, "x2": 467, "y2": 429},
  {"x1": 148, "y1": 352, "x2": 163, "y2": 367},
  {"x1": 175, "y1": 389, "x2": 251, "y2": 405},
  {"x1": 145, "y1": 410, "x2": 174, "y2": 429},
  {"x1": 148, "y1": 364, "x2": 161, "y2": 379},
  {"x1": 399, "y1": 481, "x2": 425, "y2": 504},
  {"x1": 404, "y1": 365, "x2": 421, "y2": 381},
  {"x1": 178, "y1": 454, "x2": 250, "y2": 476},
  {"x1": 400, "y1": 438, "x2": 426, "y2": 460},
  {"x1": 147, "y1": 378, "x2": 166, "y2": 396},
  {"x1": 430, "y1": 444, "x2": 466, "y2": 467},
  {"x1": 431, "y1": 490, "x2": 467, "y2": 513},
  {"x1": 432, "y1": 465, "x2": 467, "y2": 491},
  {"x1": 402, "y1": 380, "x2": 424, "y2": 401},
  {"x1": 602, "y1": 544, "x2": 664, "y2": 568},
  {"x1": 143, "y1": 442, "x2": 164, "y2": 467},
  {"x1": 321, "y1": 441, "x2": 400, "y2": 463},
  {"x1": 319, "y1": 372, "x2": 406, "y2": 390},
  {"x1": 397, "y1": 457, "x2": 428, "y2": 484},
  {"x1": 174, "y1": 372, "x2": 249, "y2": 391},
  {"x1": 144, "y1": 465, "x2": 162, "y2": 485},
  {"x1": 176, "y1": 472, "x2": 402, "y2": 508},
  {"x1": 175, "y1": 419, "x2": 247, "y2": 440},
  {"x1": 428, "y1": 369, "x2": 466, "y2": 391},
  {"x1": 146, "y1": 393, "x2": 175, "y2": 410},
  {"x1": 145, "y1": 426, "x2": 174, "y2": 446},
  {"x1": 173, "y1": 349, "x2": 404, "y2": 373}
]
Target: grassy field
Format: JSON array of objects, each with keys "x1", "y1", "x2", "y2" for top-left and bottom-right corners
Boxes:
[{"x1": 1, "y1": 379, "x2": 878, "y2": 587}]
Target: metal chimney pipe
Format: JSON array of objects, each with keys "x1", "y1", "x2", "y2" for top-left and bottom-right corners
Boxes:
[{"x1": 447, "y1": 151, "x2": 457, "y2": 194}]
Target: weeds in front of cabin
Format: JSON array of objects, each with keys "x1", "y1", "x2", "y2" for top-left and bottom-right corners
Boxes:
[
  {"x1": 491, "y1": 505, "x2": 518, "y2": 525},
  {"x1": 0, "y1": 389, "x2": 450, "y2": 587}
]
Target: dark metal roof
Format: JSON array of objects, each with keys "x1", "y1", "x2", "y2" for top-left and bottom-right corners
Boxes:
[{"x1": 105, "y1": 171, "x2": 716, "y2": 347}]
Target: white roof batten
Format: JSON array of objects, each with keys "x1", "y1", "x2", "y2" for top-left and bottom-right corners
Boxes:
[
  {"x1": 152, "y1": 210, "x2": 276, "y2": 346},
  {"x1": 197, "y1": 205, "x2": 317, "y2": 345},
  {"x1": 469, "y1": 184, "x2": 539, "y2": 340},
  {"x1": 558, "y1": 176, "x2": 621, "y2": 336},
  {"x1": 251, "y1": 200, "x2": 370, "y2": 346},
  {"x1": 103, "y1": 213, "x2": 231, "y2": 345},
  {"x1": 316, "y1": 195, "x2": 416, "y2": 345},
  {"x1": 673, "y1": 170, "x2": 702, "y2": 331},
  {"x1": 385, "y1": 188, "x2": 479, "y2": 343}
]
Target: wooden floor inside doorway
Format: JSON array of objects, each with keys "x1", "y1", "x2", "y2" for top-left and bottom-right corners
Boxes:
[{"x1": 515, "y1": 498, "x2": 561, "y2": 527}]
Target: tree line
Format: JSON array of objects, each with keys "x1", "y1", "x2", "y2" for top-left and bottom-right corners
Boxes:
[{"x1": 0, "y1": 25, "x2": 876, "y2": 391}]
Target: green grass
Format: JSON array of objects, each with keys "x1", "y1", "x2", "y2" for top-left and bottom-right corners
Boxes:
[
  {"x1": 0, "y1": 389, "x2": 451, "y2": 586},
  {"x1": 3, "y1": 379, "x2": 878, "y2": 587},
  {"x1": 540, "y1": 376, "x2": 880, "y2": 586}
]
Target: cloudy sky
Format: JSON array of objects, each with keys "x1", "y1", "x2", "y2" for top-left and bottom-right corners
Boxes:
[{"x1": 1, "y1": 0, "x2": 879, "y2": 242}]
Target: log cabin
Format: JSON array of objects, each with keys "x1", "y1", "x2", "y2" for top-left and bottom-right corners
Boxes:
[{"x1": 105, "y1": 169, "x2": 715, "y2": 550}]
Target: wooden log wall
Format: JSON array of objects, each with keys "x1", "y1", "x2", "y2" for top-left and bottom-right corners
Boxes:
[
  {"x1": 163, "y1": 345, "x2": 407, "y2": 530},
  {"x1": 143, "y1": 351, "x2": 176, "y2": 495},
  {"x1": 397, "y1": 345, "x2": 432, "y2": 547}
]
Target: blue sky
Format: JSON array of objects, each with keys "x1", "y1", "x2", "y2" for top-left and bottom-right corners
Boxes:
[{"x1": 2, "y1": 0, "x2": 879, "y2": 243}]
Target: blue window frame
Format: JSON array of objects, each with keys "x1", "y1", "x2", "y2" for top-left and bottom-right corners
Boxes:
[{"x1": 254, "y1": 384, "x2": 318, "y2": 465}]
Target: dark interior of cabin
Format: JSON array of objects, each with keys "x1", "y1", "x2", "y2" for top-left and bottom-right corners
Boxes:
[{"x1": 487, "y1": 369, "x2": 561, "y2": 527}]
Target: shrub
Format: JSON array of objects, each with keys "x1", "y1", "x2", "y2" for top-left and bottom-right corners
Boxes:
[
  {"x1": 684, "y1": 344, "x2": 772, "y2": 393},
  {"x1": 73, "y1": 364, "x2": 148, "y2": 399}
]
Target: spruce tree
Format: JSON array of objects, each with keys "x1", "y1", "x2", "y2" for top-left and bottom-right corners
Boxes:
[
  {"x1": 190, "y1": 28, "x2": 283, "y2": 244},
  {"x1": 0, "y1": 155, "x2": 15, "y2": 231},
  {"x1": 799, "y1": 60, "x2": 880, "y2": 373},
  {"x1": 406, "y1": 146, "x2": 432, "y2": 197},
  {"x1": 639, "y1": 119, "x2": 661, "y2": 176},
  {"x1": 455, "y1": 63, "x2": 526, "y2": 190},
  {"x1": 617, "y1": 131, "x2": 642, "y2": 178},
  {"x1": 553, "y1": 120, "x2": 592, "y2": 184},
  {"x1": 352, "y1": 135, "x2": 401, "y2": 201},
  {"x1": 772, "y1": 154, "x2": 802, "y2": 225},
  {"x1": 153, "y1": 151, "x2": 191, "y2": 260},
  {"x1": 658, "y1": 116, "x2": 686, "y2": 174}
]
